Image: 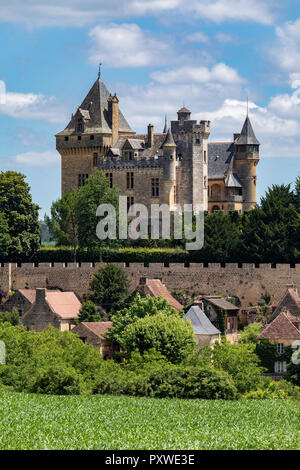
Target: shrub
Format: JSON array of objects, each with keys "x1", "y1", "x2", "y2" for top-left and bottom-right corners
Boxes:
[
  {"x1": 239, "y1": 323, "x2": 262, "y2": 344},
  {"x1": 28, "y1": 365, "x2": 84, "y2": 395}
]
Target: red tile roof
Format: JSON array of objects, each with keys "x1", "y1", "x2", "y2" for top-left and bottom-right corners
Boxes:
[
  {"x1": 259, "y1": 311, "x2": 300, "y2": 340},
  {"x1": 19, "y1": 289, "x2": 37, "y2": 304},
  {"x1": 143, "y1": 279, "x2": 183, "y2": 311},
  {"x1": 81, "y1": 322, "x2": 113, "y2": 339},
  {"x1": 46, "y1": 291, "x2": 81, "y2": 319}
]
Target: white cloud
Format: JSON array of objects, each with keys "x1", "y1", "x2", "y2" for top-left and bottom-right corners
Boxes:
[
  {"x1": 89, "y1": 23, "x2": 173, "y2": 68},
  {"x1": 4, "y1": 151, "x2": 60, "y2": 168},
  {"x1": 151, "y1": 64, "x2": 244, "y2": 85},
  {"x1": 186, "y1": 32, "x2": 209, "y2": 43},
  {"x1": 0, "y1": 89, "x2": 67, "y2": 124},
  {"x1": 271, "y1": 18, "x2": 300, "y2": 73},
  {"x1": 0, "y1": 0, "x2": 277, "y2": 27},
  {"x1": 215, "y1": 32, "x2": 234, "y2": 43}
]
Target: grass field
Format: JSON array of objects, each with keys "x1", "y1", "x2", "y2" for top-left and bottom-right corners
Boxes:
[{"x1": 0, "y1": 391, "x2": 299, "y2": 450}]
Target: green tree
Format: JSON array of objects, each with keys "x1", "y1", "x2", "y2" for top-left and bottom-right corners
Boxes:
[
  {"x1": 238, "y1": 322, "x2": 262, "y2": 344},
  {"x1": 0, "y1": 171, "x2": 40, "y2": 258},
  {"x1": 78, "y1": 300, "x2": 101, "y2": 322},
  {"x1": 294, "y1": 175, "x2": 300, "y2": 213},
  {"x1": 0, "y1": 212, "x2": 11, "y2": 257},
  {"x1": 106, "y1": 293, "x2": 181, "y2": 344},
  {"x1": 121, "y1": 313, "x2": 196, "y2": 364},
  {"x1": 76, "y1": 170, "x2": 120, "y2": 248},
  {"x1": 0, "y1": 308, "x2": 20, "y2": 326},
  {"x1": 87, "y1": 263, "x2": 130, "y2": 313},
  {"x1": 46, "y1": 191, "x2": 79, "y2": 261}
]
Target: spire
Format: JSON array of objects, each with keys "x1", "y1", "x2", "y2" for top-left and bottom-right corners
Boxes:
[
  {"x1": 163, "y1": 128, "x2": 176, "y2": 147},
  {"x1": 98, "y1": 61, "x2": 102, "y2": 79},
  {"x1": 235, "y1": 116, "x2": 260, "y2": 145},
  {"x1": 163, "y1": 115, "x2": 167, "y2": 133}
]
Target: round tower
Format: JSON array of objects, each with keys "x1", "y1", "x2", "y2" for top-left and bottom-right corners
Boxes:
[{"x1": 234, "y1": 116, "x2": 260, "y2": 211}]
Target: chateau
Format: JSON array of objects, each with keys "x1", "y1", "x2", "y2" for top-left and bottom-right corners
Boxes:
[{"x1": 56, "y1": 72, "x2": 260, "y2": 214}]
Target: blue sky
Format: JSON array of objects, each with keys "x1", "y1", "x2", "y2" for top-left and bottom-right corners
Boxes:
[{"x1": 0, "y1": 0, "x2": 300, "y2": 217}]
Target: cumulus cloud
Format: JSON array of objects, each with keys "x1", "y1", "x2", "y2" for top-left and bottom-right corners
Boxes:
[
  {"x1": 4, "y1": 151, "x2": 60, "y2": 168},
  {"x1": 0, "y1": 0, "x2": 277, "y2": 27},
  {"x1": 186, "y1": 32, "x2": 210, "y2": 43},
  {"x1": 151, "y1": 63, "x2": 244, "y2": 85},
  {"x1": 89, "y1": 23, "x2": 173, "y2": 68},
  {"x1": 271, "y1": 18, "x2": 300, "y2": 73},
  {"x1": 0, "y1": 89, "x2": 67, "y2": 123}
]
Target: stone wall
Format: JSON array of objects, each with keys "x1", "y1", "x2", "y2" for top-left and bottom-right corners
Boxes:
[{"x1": 0, "y1": 263, "x2": 299, "y2": 312}]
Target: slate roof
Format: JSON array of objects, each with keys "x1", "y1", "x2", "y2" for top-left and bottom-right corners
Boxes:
[
  {"x1": 202, "y1": 295, "x2": 239, "y2": 311},
  {"x1": 56, "y1": 77, "x2": 134, "y2": 136},
  {"x1": 207, "y1": 143, "x2": 234, "y2": 179},
  {"x1": 184, "y1": 305, "x2": 221, "y2": 335},
  {"x1": 163, "y1": 128, "x2": 176, "y2": 147},
  {"x1": 178, "y1": 107, "x2": 191, "y2": 113},
  {"x1": 258, "y1": 311, "x2": 300, "y2": 340},
  {"x1": 235, "y1": 116, "x2": 260, "y2": 145},
  {"x1": 225, "y1": 173, "x2": 243, "y2": 188},
  {"x1": 79, "y1": 322, "x2": 113, "y2": 340}
]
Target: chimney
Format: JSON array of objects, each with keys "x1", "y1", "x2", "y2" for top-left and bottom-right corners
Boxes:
[
  {"x1": 147, "y1": 123, "x2": 154, "y2": 148},
  {"x1": 36, "y1": 288, "x2": 46, "y2": 304},
  {"x1": 108, "y1": 93, "x2": 119, "y2": 146}
]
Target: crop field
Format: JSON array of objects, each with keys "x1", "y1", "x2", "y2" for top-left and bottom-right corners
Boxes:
[{"x1": 0, "y1": 391, "x2": 299, "y2": 450}]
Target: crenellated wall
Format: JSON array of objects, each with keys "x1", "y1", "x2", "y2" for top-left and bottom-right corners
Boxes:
[{"x1": 0, "y1": 262, "x2": 299, "y2": 310}]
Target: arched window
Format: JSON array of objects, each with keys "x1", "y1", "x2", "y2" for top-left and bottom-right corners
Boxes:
[{"x1": 212, "y1": 205, "x2": 220, "y2": 213}]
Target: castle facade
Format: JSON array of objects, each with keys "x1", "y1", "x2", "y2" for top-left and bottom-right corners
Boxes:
[{"x1": 56, "y1": 73, "x2": 260, "y2": 214}]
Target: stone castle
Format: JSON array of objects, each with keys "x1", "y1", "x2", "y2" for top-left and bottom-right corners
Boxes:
[{"x1": 56, "y1": 72, "x2": 260, "y2": 214}]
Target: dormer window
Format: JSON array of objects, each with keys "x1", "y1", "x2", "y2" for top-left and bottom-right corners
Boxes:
[
  {"x1": 64, "y1": 136, "x2": 69, "y2": 142},
  {"x1": 77, "y1": 117, "x2": 83, "y2": 133},
  {"x1": 124, "y1": 151, "x2": 133, "y2": 161}
]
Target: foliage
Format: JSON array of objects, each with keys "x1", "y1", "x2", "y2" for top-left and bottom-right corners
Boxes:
[
  {"x1": 256, "y1": 340, "x2": 293, "y2": 373},
  {"x1": 0, "y1": 171, "x2": 40, "y2": 259},
  {"x1": 121, "y1": 313, "x2": 196, "y2": 364},
  {"x1": 211, "y1": 341, "x2": 265, "y2": 395},
  {"x1": 0, "y1": 212, "x2": 11, "y2": 257},
  {"x1": 28, "y1": 365, "x2": 84, "y2": 395},
  {"x1": 0, "y1": 308, "x2": 20, "y2": 326},
  {"x1": 239, "y1": 322, "x2": 262, "y2": 344},
  {"x1": 106, "y1": 293, "x2": 181, "y2": 345},
  {"x1": 78, "y1": 301, "x2": 101, "y2": 323},
  {"x1": 285, "y1": 361, "x2": 300, "y2": 386},
  {"x1": 87, "y1": 263, "x2": 130, "y2": 313}
]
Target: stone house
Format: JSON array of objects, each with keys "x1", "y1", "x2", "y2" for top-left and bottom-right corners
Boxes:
[
  {"x1": 22, "y1": 288, "x2": 81, "y2": 332},
  {"x1": 201, "y1": 295, "x2": 239, "y2": 339},
  {"x1": 1, "y1": 289, "x2": 37, "y2": 316},
  {"x1": 136, "y1": 276, "x2": 184, "y2": 311},
  {"x1": 72, "y1": 322, "x2": 119, "y2": 359},
  {"x1": 184, "y1": 305, "x2": 221, "y2": 346}
]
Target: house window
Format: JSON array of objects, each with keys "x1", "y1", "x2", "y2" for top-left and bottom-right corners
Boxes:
[
  {"x1": 127, "y1": 172, "x2": 134, "y2": 189},
  {"x1": 274, "y1": 361, "x2": 287, "y2": 374},
  {"x1": 127, "y1": 196, "x2": 134, "y2": 211},
  {"x1": 152, "y1": 178, "x2": 159, "y2": 197},
  {"x1": 277, "y1": 343, "x2": 284, "y2": 355},
  {"x1": 77, "y1": 135, "x2": 81, "y2": 141},
  {"x1": 93, "y1": 153, "x2": 98, "y2": 166},
  {"x1": 78, "y1": 174, "x2": 88, "y2": 187},
  {"x1": 90, "y1": 135, "x2": 94, "y2": 140},
  {"x1": 64, "y1": 136, "x2": 69, "y2": 142},
  {"x1": 105, "y1": 172, "x2": 113, "y2": 188}
]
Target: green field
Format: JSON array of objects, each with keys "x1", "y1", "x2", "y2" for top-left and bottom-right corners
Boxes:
[{"x1": 0, "y1": 392, "x2": 299, "y2": 450}]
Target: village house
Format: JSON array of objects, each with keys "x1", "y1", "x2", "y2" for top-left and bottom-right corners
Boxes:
[
  {"x1": 136, "y1": 276, "x2": 184, "y2": 311},
  {"x1": 72, "y1": 321, "x2": 119, "y2": 359},
  {"x1": 1, "y1": 289, "x2": 38, "y2": 316},
  {"x1": 22, "y1": 288, "x2": 81, "y2": 332},
  {"x1": 184, "y1": 305, "x2": 221, "y2": 346}
]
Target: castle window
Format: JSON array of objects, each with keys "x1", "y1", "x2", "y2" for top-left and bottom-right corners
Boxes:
[
  {"x1": 64, "y1": 136, "x2": 69, "y2": 142},
  {"x1": 77, "y1": 135, "x2": 81, "y2": 141},
  {"x1": 77, "y1": 117, "x2": 83, "y2": 133},
  {"x1": 127, "y1": 196, "x2": 134, "y2": 211},
  {"x1": 90, "y1": 135, "x2": 94, "y2": 140},
  {"x1": 195, "y1": 138, "x2": 200, "y2": 145},
  {"x1": 212, "y1": 205, "x2": 220, "y2": 213},
  {"x1": 78, "y1": 174, "x2": 88, "y2": 187},
  {"x1": 124, "y1": 151, "x2": 133, "y2": 161},
  {"x1": 105, "y1": 173, "x2": 113, "y2": 188},
  {"x1": 127, "y1": 172, "x2": 134, "y2": 189},
  {"x1": 152, "y1": 178, "x2": 159, "y2": 197},
  {"x1": 204, "y1": 176, "x2": 207, "y2": 189},
  {"x1": 93, "y1": 153, "x2": 98, "y2": 166},
  {"x1": 204, "y1": 150, "x2": 207, "y2": 163},
  {"x1": 277, "y1": 343, "x2": 284, "y2": 355},
  {"x1": 238, "y1": 188, "x2": 243, "y2": 196}
]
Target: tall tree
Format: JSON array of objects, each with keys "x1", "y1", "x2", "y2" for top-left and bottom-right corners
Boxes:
[
  {"x1": 45, "y1": 191, "x2": 79, "y2": 261},
  {"x1": 0, "y1": 212, "x2": 11, "y2": 257},
  {"x1": 0, "y1": 172, "x2": 40, "y2": 258}
]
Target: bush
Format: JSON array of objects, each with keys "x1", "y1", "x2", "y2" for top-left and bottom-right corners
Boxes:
[
  {"x1": 28, "y1": 365, "x2": 84, "y2": 395},
  {"x1": 239, "y1": 323, "x2": 262, "y2": 344}
]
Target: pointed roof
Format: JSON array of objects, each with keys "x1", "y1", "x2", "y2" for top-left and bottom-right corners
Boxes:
[
  {"x1": 178, "y1": 107, "x2": 191, "y2": 114},
  {"x1": 235, "y1": 116, "x2": 260, "y2": 146},
  {"x1": 268, "y1": 288, "x2": 300, "y2": 323},
  {"x1": 56, "y1": 77, "x2": 134, "y2": 136},
  {"x1": 163, "y1": 115, "x2": 167, "y2": 133},
  {"x1": 258, "y1": 310, "x2": 300, "y2": 340},
  {"x1": 225, "y1": 173, "x2": 243, "y2": 188},
  {"x1": 184, "y1": 305, "x2": 221, "y2": 335},
  {"x1": 163, "y1": 128, "x2": 176, "y2": 147}
]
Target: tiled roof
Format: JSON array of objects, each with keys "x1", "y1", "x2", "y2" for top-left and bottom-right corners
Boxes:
[
  {"x1": 236, "y1": 116, "x2": 260, "y2": 145},
  {"x1": 56, "y1": 77, "x2": 134, "y2": 136},
  {"x1": 18, "y1": 289, "x2": 37, "y2": 304},
  {"x1": 46, "y1": 292, "x2": 81, "y2": 320},
  {"x1": 258, "y1": 311, "x2": 300, "y2": 340},
  {"x1": 142, "y1": 279, "x2": 184, "y2": 311},
  {"x1": 268, "y1": 289, "x2": 300, "y2": 323},
  {"x1": 184, "y1": 305, "x2": 221, "y2": 335},
  {"x1": 81, "y1": 321, "x2": 113, "y2": 339},
  {"x1": 208, "y1": 143, "x2": 234, "y2": 179},
  {"x1": 203, "y1": 295, "x2": 239, "y2": 311}
]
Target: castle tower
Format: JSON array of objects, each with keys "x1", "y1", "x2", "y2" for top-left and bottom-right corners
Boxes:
[
  {"x1": 171, "y1": 108, "x2": 210, "y2": 212},
  {"x1": 233, "y1": 116, "x2": 260, "y2": 211},
  {"x1": 162, "y1": 128, "x2": 176, "y2": 208},
  {"x1": 55, "y1": 73, "x2": 135, "y2": 194}
]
